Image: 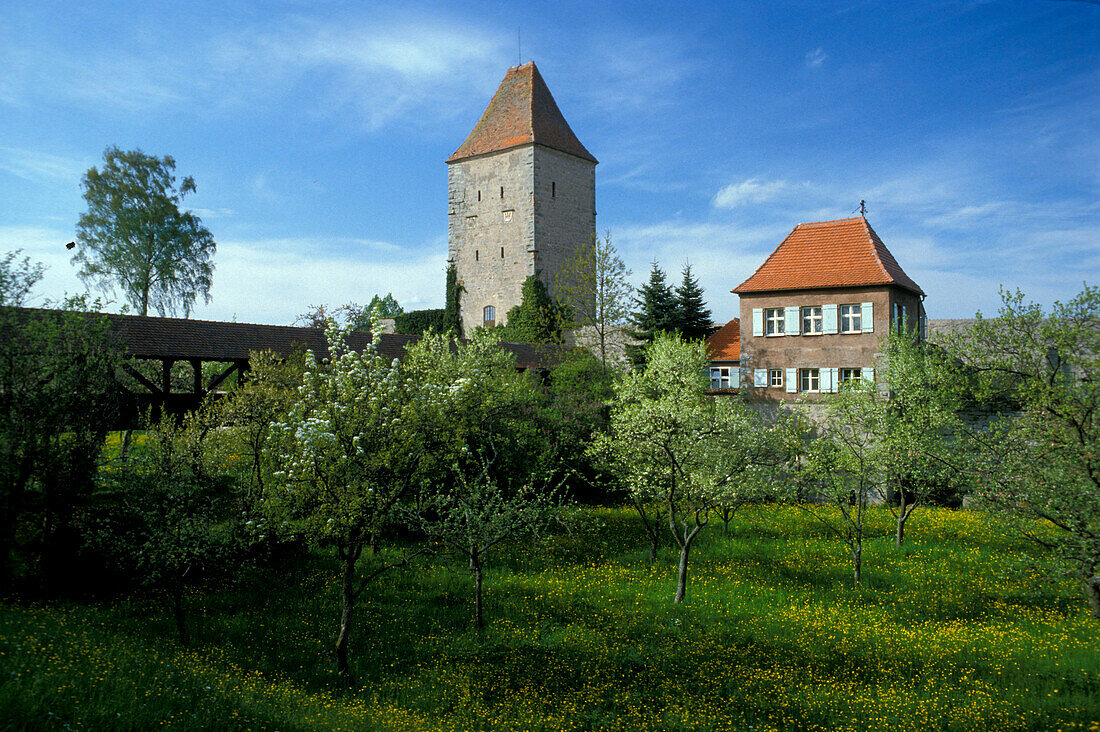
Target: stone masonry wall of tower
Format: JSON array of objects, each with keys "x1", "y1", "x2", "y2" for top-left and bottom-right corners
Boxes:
[
  {"x1": 448, "y1": 146, "x2": 537, "y2": 332},
  {"x1": 448, "y1": 145, "x2": 595, "y2": 334}
]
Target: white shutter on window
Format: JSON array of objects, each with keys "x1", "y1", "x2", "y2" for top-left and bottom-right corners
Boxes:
[
  {"x1": 784, "y1": 306, "x2": 800, "y2": 335},
  {"x1": 862, "y1": 367, "x2": 875, "y2": 382},
  {"x1": 754, "y1": 369, "x2": 768, "y2": 387},
  {"x1": 861, "y1": 302, "x2": 874, "y2": 333},
  {"x1": 785, "y1": 368, "x2": 797, "y2": 393},
  {"x1": 752, "y1": 308, "x2": 764, "y2": 337},
  {"x1": 822, "y1": 367, "x2": 836, "y2": 393},
  {"x1": 822, "y1": 304, "x2": 838, "y2": 334}
]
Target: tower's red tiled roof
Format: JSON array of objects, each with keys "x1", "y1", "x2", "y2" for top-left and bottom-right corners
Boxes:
[
  {"x1": 706, "y1": 318, "x2": 740, "y2": 361},
  {"x1": 447, "y1": 62, "x2": 597, "y2": 164},
  {"x1": 733, "y1": 217, "x2": 924, "y2": 296}
]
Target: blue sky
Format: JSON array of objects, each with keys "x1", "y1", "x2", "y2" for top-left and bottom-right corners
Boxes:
[{"x1": 1, "y1": 0, "x2": 1096, "y2": 324}]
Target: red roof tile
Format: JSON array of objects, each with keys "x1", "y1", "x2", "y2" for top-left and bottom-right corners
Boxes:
[
  {"x1": 733, "y1": 217, "x2": 924, "y2": 296},
  {"x1": 447, "y1": 62, "x2": 597, "y2": 164},
  {"x1": 706, "y1": 318, "x2": 740, "y2": 361}
]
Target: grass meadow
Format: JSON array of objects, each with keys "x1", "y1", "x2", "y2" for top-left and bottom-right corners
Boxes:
[{"x1": 1, "y1": 505, "x2": 1098, "y2": 731}]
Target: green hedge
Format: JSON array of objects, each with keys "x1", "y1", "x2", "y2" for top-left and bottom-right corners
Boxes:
[{"x1": 393, "y1": 308, "x2": 448, "y2": 335}]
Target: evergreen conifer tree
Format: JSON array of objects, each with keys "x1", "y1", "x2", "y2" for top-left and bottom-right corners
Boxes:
[
  {"x1": 625, "y1": 262, "x2": 677, "y2": 367},
  {"x1": 673, "y1": 264, "x2": 713, "y2": 341}
]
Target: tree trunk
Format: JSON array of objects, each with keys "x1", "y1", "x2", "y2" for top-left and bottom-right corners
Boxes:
[
  {"x1": 895, "y1": 492, "x2": 909, "y2": 546},
  {"x1": 852, "y1": 537, "x2": 862, "y2": 586},
  {"x1": 1084, "y1": 572, "x2": 1100, "y2": 620},
  {"x1": 673, "y1": 539, "x2": 694, "y2": 604},
  {"x1": 334, "y1": 547, "x2": 360, "y2": 679},
  {"x1": 472, "y1": 552, "x2": 484, "y2": 631},
  {"x1": 648, "y1": 531, "x2": 659, "y2": 563},
  {"x1": 171, "y1": 587, "x2": 189, "y2": 646}
]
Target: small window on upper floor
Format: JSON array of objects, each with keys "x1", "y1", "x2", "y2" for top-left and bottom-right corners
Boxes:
[
  {"x1": 765, "y1": 308, "x2": 784, "y2": 336},
  {"x1": 552, "y1": 182, "x2": 556, "y2": 197},
  {"x1": 802, "y1": 306, "x2": 823, "y2": 334},
  {"x1": 840, "y1": 304, "x2": 862, "y2": 333}
]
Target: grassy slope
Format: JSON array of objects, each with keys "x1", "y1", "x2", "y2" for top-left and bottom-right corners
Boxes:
[{"x1": 1, "y1": 506, "x2": 1098, "y2": 731}]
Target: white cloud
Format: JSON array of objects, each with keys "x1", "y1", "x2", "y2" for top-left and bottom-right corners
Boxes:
[
  {"x1": 0, "y1": 226, "x2": 86, "y2": 306},
  {"x1": 0, "y1": 14, "x2": 508, "y2": 128},
  {"x1": 712, "y1": 178, "x2": 793, "y2": 208},
  {"x1": 805, "y1": 48, "x2": 828, "y2": 68},
  {"x1": 0, "y1": 147, "x2": 88, "y2": 185},
  {"x1": 187, "y1": 236, "x2": 447, "y2": 325},
  {"x1": 0, "y1": 227, "x2": 443, "y2": 324}
]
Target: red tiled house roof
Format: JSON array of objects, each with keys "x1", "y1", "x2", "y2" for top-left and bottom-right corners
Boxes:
[
  {"x1": 733, "y1": 217, "x2": 923, "y2": 296},
  {"x1": 447, "y1": 62, "x2": 597, "y2": 164},
  {"x1": 706, "y1": 318, "x2": 740, "y2": 361}
]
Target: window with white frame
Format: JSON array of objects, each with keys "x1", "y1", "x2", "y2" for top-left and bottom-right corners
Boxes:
[
  {"x1": 769, "y1": 369, "x2": 783, "y2": 388},
  {"x1": 765, "y1": 308, "x2": 784, "y2": 335},
  {"x1": 839, "y1": 367, "x2": 861, "y2": 384},
  {"x1": 710, "y1": 366, "x2": 732, "y2": 389},
  {"x1": 801, "y1": 306, "x2": 823, "y2": 334},
  {"x1": 483, "y1": 305, "x2": 496, "y2": 326},
  {"x1": 799, "y1": 368, "x2": 820, "y2": 392},
  {"x1": 840, "y1": 304, "x2": 862, "y2": 333}
]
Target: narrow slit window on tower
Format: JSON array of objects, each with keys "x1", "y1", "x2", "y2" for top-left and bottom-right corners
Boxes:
[
  {"x1": 475, "y1": 250, "x2": 479, "y2": 261},
  {"x1": 477, "y1": 190, "x2": 481, "y2": 202},
  {"x1": 551, "y1": 182, "x2": 556, "y2": 197},
  {"x1": 500, "y1": 246, "x2": 505, "y2": 258},
  {"x1": 500, "y1": 186, "x2": 504, "y2": 199}
]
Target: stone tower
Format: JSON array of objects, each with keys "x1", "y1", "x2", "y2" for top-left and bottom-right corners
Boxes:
[{"x1": 447, "y1": 62, "x2": 597, "y2": 334}]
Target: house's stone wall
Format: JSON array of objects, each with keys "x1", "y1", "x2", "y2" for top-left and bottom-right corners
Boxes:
[
  {"x1": 448, "y1": 145, "x2": 595, "y2": 334},
  {"x1": 738, "y1": 285, "x2": 925, "y2": 400}
]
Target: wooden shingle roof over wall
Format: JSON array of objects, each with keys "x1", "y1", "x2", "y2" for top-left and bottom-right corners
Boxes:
[
  {"x1": 446, "y1": 62, "x2": 597, "y2": 164},
  {"x1": 734, "y1": 217, "x2": 924, "y2": 296},
  {"x1": 5, "y1": 308, "x2": 569, "y2": 370}
]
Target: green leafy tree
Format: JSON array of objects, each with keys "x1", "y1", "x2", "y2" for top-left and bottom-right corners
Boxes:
[
  {"x1": 672, "y1": 264, "x2": 713, "y2": 341},
  {"x1": 0, "y1": 258, "x2": 122, "y2": 594},
  {"x1": 74, "y1": 146, "x2": 216, "y2": 317},
  {"x1": 800, "y1": 380, "x2": 883, "y2": 586},
  {"x1": 626, "y1": 262, "x2": 677, "y2": 368},
  {"x1": 555, "y1": 233, "x2": 633, "y2": 366},
  {"x1": 206, "y1": 350, "x2": 303, "y2": 505},
  {"x1": 498, "y1": 275, "x2": 568, "y2": 344},
  {"x1": 413, "y1": 457, "x2": 560, "y2": 630},
  {"x1": 595, "y1": 333, "x2": 786, "y2": 602},
  {"x1": 878, "y1": 330, "x2": 969, "y2": 544},
  {"x1": 90, "y1": 413, "x2": 242, "y2": 644},
  {"x1": 0, "y1": 250, "x2": 45, "y2": 307},
  {"x1": 941, "y1": 286, "x2": 1100, "y2": 617},
  {"x1": 265, "y1": 319, "x2": 431, "y2": 678}
]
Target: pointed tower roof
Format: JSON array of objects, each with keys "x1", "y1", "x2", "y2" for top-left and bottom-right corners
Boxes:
[
  {"x1": 733, "y1": 217, "x2": 924, "y2": 296},
  {"x1": 447, "y1": 62, "x2": 597, "y2": 164}
]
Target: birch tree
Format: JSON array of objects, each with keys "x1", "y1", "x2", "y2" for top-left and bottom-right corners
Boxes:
[{"x1": 74, "y1": 147, "x2": 215, "y2": 317}]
